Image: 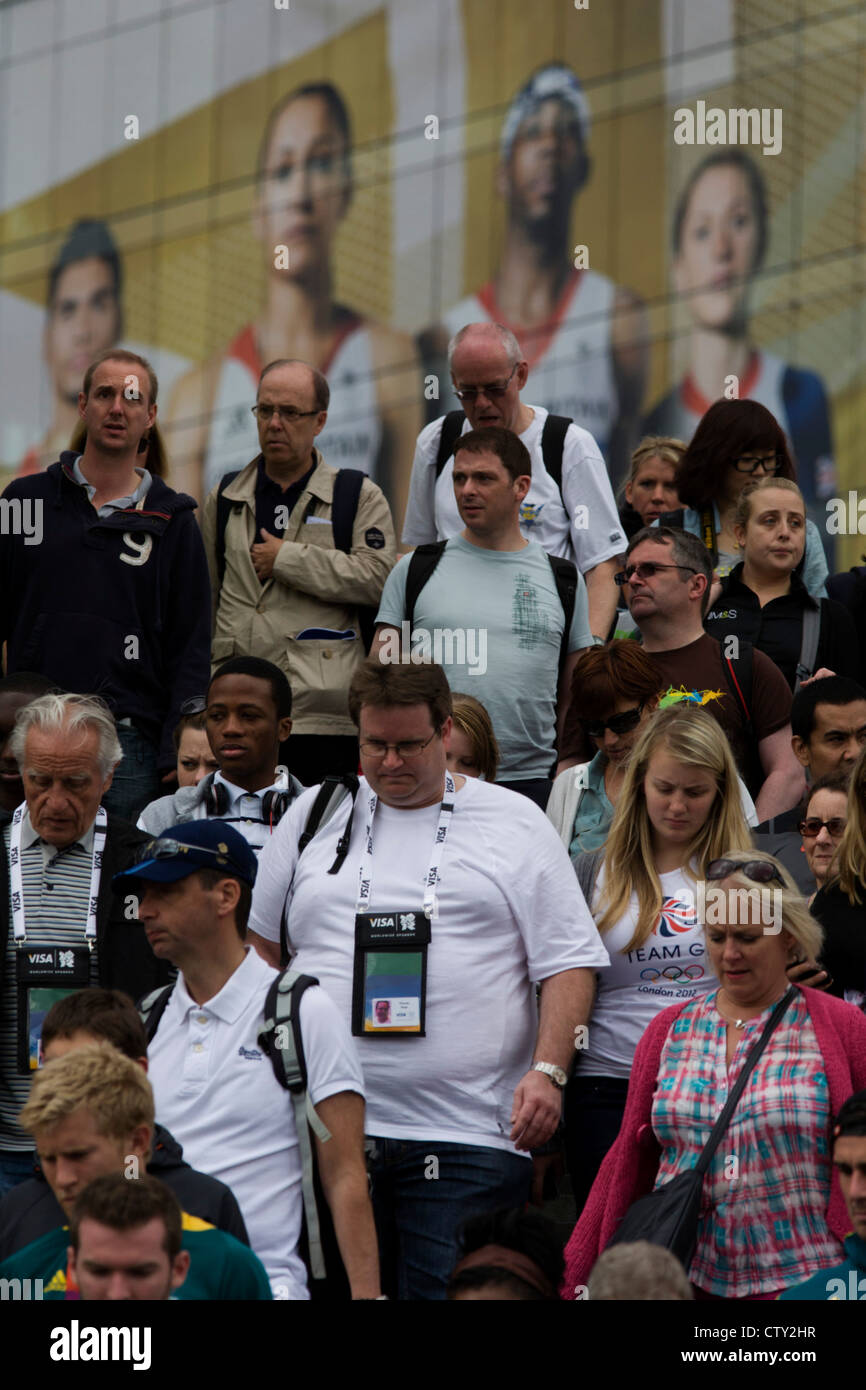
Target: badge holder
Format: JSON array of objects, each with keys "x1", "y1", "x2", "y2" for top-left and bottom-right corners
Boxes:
[
  {"x1": 351, "y1": 911, "x2": 431, "y2": 1037},
  {"x1": 16, "y1": 945, "x2": 91, "y2": 1073}
]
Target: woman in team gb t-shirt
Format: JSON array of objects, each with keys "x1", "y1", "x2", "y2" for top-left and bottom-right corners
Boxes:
[{"x1": 566, "y1": 705, "x2": 753, "y2": 1211}]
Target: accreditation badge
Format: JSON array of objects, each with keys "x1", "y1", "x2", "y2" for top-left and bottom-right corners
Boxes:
[
  {"x1": 16, "y1": 945, "x2": 91, "y2": 1073},
  {"x1": 351, "y1": 911, "x2": 431, "y2": 1037}
]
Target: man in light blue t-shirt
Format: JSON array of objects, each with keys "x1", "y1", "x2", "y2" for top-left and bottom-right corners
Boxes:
[{"x1": 373, "y1": 426, "x2": 593, "y2": 807}]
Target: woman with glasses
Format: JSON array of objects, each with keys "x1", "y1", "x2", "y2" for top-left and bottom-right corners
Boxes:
[
  {"x1": 798, "y1": 772, "x2": 849, "y2": 908},
  {"x1": 654, "y1": 397, "x2": 828, "y2": 600},
  {"x1": 564, "y1": 849, "x2": 866, "y2": 1300},
  {"x1": 811, "y1": 744, "x2": 866, "y2": 1011},
  {"x1": 703, "y1": 477, "x2": 858, "y2": 691},
  {"x1": 563, "y1": 705, "x2": 752, "y2": 1211},
  {"x1": 547, "y1": 643, "x2": 660, "y2": 853}
]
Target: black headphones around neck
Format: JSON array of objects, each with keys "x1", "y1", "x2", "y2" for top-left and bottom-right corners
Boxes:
[{"x1": 202, "y1": 773, "x2": 292, "y2": 828}]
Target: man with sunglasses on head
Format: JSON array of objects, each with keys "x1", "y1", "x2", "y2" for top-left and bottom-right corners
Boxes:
[
  {"x1": 137, "y1": 657, "x2": 304, "y2": 852},
  {"x1": 202, "y1": 359, "x2": 396, "y2": 789},
  {"x1": 116, "y1": 819, "x2": 379, "y2": 1301},
  {"x1": 401, "y1": 321, "x2": 624, "y2": 643},
  {"x1": 560, "y1": 525, "x2": 804, "y2": 821}
]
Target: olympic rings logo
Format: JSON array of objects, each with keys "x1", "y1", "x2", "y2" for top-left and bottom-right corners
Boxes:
[{"x1": 639, "y1": 963, "x2": 705, "y2": 982}]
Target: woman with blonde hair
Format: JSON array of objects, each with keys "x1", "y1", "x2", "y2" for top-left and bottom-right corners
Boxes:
[
  {"x1": 811, "y1": 742, "x2": 866, "y2": 1010},
  {"x1": 619, "y1": 436, "x2": 684, "y2": 538},
  {"x1": 564, "y1": 848, "x2": 866, "y2": 1300},
  {"x1": 704, "y1": 476, "x2": 857, "y2": 691},
  {"x1": 565, "y1": 704, "x2": 752, "y2": 1209},
  {"x1": 447, "y1": 692, "x2": 499, "y2": 783}
]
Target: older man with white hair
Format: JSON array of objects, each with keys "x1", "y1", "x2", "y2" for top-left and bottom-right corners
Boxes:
[
  {"x1": 401, "y1": 321, "x2": 625, "y2": 641},
  {"x1": 0, "y1": 692, "x2": 169, "y2": 1195}
]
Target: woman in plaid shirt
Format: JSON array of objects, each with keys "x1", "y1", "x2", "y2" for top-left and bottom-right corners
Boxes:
[{"x1": 563, "y1": 850, "x2": 866, "y2": 1299}]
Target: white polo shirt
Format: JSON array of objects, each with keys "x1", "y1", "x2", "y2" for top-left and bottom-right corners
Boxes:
[{"x1": 146, "y1": 947, "x2": 364, "y2": 1299}]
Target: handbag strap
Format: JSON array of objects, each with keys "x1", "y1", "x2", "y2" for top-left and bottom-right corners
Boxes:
[{"x1": 694, "y1": 987, "x2": 797, "y2": 1179}]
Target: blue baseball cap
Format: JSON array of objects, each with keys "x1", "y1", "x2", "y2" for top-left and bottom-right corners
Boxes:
[{"x1": 113, "y1": 820, "x2": 258, "y2": 889}]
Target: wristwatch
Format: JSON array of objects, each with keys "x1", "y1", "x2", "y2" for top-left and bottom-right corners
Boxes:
[{"x1": 532, "y1": 1062, "x2": 568, "y2": 1089}]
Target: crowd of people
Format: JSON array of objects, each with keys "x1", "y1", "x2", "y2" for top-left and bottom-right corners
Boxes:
[{"x1": 0, "y1": 222, "x2": 865, "y2": 1305}]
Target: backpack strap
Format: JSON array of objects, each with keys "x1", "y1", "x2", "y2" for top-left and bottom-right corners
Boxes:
[
  {"x1": 215, "y1": 470, "x2": 242, "y2": 586},
  {"x1": 258, "y1": 970, "x2": 331, "y2": 1283},
  {"x1": 795, "y1": 603, "x2": 822, "y2": 692},
  {"x1": 138, "y1": 985, "x2": 175, "y2": 1045},
  {"x1": 330, "y1": 469, "x2": 365, "y2": 554},
  {"x1": 539, "y1": 414, "x2": 571, "y2": 498},
  {"x1": 280, "y1": 775, "x2": 360, "y2": 965},
  {"x1": 721, "y1": 642, "x2": 760, "y2": 792},
  {"x1": 434, "y1": 411, "x2": 467, "y2": 479},
  {"x1": 405, "y1": 540, "x2": 448, "y2": 629},
  {"x1": 545, "y1": 553, "x2": 578, "y2": 681}
]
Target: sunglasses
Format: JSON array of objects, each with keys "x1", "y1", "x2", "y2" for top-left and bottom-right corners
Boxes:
[
  {"x1": 579, "y1": 705, "x2": 644, "y2": 739},
  {"x1": 134, "y1": 838, "x2": 237, "y2": 869},
  {"x1": 798, "y1": 817, "x2": 846, "y2": 839},
  {"x1": 180, "y1": 696, "x2": 207, "y2": 716},
  {"x1": 706, "y1": 858, "x2": 783, "y2": 885},
  {"x1": 614, "y1": 562, "x2": 699, "y2": 587}
]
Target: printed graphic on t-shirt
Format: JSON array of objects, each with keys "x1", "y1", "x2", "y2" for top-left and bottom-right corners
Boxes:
[
  {"x1": 625, "y1": 894, "x2": 708, "y2": 994},
  {"x1": 658, "y1": 685, "x2": 725, "y2": 711},
  {"x1": 512, "y1": 573, "x2": 551, "y2": 647}
]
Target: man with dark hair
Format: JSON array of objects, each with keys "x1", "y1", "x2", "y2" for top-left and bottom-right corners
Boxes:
[
  {"x1": 69, "y1": 1173, "x2": 190, "y2": 1301},
  {"x1": 780, "y1": 1090, "x2": 866, "y2": 1300},
  {"x1": 0, "y1": 987, "x2": 249, "y2": 1257},
  {"x1": 0, "y1": 1043, "x2": 270, "y2": 1299},
  {"x1": 0, "y1": 350, "x2": 211, "y2": 821},
  {"x1": 447, "y1": 1206, "x2": 564, "y2": 1301},
  {"x1": 403, "y1": 320, "x2": 625, "y2": 642},
  {"x1": 138, "y1": 657, "x2": 303, "y2": 850},
  {"x1": 375, "y1": 426, "x2": 593, "y2": 806},
  {"x1": 202, "y1": 358, "x2": 396, "y2": 788},
  {"x1": 248, "y1": 659, "x2": 608, "y2": 1299},
  {"x1": 18, "y1": 220, "x2": 123, "y2": 478},
  {"x1": 560, "y1": 526, "x2": 804, "y2": 818},
  {"x1": 115, "y1": 820, "x2": 379, "y2": 1301},
  {"x1": 0, "y1": 673, "x2": 59, "y2": 813}
]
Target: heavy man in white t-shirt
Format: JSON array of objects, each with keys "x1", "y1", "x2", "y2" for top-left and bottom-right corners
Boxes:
[
  {"x1": 402, "y1": 321, "x2": 624, "y2": 642},
  {"x1": 115, "y1": 819, "x2": 380, "y2": 1301},
  {"x1": 247, "y1": 660, "x2": 609, "y2": 1299}
]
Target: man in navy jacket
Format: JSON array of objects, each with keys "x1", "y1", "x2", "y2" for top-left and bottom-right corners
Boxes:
[{"x1": 0, "y1": 349, "x2": 211, "y2": 820}]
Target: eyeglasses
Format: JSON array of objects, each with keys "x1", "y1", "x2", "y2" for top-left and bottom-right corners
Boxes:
[
  {"x1": 251, "y1": 404, "x2": 320, "y2": 423},
  {"x1": 706, "y1": 858, "x2": 783, "y2": 885},
  {"x1": 733, "y1": 453, "x2": 782, "y2": 474},
  {"x1": 579, "y1": 705, "x2": 644, "y2": 739},
  {"x1": 798, "y1": 817, "x2": 846, "y2": 839},
  {"x1": 452, "y1": 364, "x2": 519, "y2": 403},
  {"x1": 614, "y1": 562, "x2": 699, "y2": 587},
  {"x1": 359, "y1": 732, "x2": 438, "y2": 760},
  {"x1": 180, "y1": 696, "x2": 207, "y2": 716}
]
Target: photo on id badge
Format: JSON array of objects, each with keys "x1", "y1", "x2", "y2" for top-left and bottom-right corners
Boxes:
[{"x1": 364, "y1": 953, "x2": 422, "y2": 1032}]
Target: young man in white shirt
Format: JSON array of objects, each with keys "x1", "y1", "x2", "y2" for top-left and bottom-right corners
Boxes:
[
  {"x1": 115, "y1": 819, "x2": 380, "y2": 1301},
  {"x1": 247, "y1": 659, "x2": 609, "y2": 1299},
  {"x1": 137, "y1": 657, "x2": 304, "y2": 852}
]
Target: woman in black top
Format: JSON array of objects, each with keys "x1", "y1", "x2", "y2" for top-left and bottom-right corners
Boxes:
[
  {"x1": 704, "y1": 477, "x2": 858, "y2": 691},
  {"x1": 811, "y1": 743, "x2": 866, "y2": 1011}
]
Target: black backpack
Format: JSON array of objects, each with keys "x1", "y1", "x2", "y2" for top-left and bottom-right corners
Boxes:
[
  {"x1": 216, "y1": 465, "x2": 377, "y2": 651},
  {"x1": 435, "y1": 409, "x2": 572, "y2": 496},
  {"x1": 404, "y1": 540, "x2": 578, "y2": 683}
]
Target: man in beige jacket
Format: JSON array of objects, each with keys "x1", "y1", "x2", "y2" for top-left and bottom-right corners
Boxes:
[{"x1": 202, "y1": 359, "x2": 396, "y2": 787}]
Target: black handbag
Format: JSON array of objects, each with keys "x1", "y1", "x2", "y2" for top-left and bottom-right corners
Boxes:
[{"x1": 606, "y1": 987, "x2": 797, "y2": 1268}]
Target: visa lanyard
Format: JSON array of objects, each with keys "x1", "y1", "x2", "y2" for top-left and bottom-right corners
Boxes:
[
  {"x1": 10, "y1": 803, "x2": 107, "y2": 948},
  {"x1": 357, "y1": 771, "x2": 455, "y2": 917}
]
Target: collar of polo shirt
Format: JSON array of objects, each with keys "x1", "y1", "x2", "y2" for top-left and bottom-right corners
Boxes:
[{"x1": 19, "y1": 805, "x2": 97, "y2": 856}]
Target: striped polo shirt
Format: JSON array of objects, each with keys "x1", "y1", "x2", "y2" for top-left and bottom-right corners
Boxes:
[{"x1": 0, "y1": 812, "x2": 99, "y2": 1150}]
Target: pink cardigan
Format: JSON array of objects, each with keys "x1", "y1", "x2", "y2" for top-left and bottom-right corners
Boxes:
[{"x1": 561, "y1": 988, "x2": 866, "y2": 1297}]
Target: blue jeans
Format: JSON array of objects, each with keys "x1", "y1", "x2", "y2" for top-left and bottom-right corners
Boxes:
[
  {"x1": 102, "y1": 724, "x2": 162, "y2": 824},
  {"x1": 367, "y1": 1137, "x2": 532, "y2": 1300},
  {"x1": 0, "y1": 1149, "x2": 36, "y2": 1198}
]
